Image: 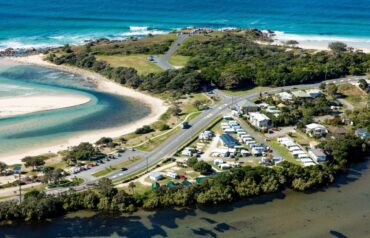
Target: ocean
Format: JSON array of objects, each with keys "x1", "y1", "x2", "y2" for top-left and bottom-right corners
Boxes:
[{"x1": 1, "y1": 0, "x2": 370, "y2": 50}]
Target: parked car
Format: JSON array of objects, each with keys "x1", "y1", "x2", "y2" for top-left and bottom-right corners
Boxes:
[{"x1": 121, "y1": 167, "x2": 128, "y2": 171}]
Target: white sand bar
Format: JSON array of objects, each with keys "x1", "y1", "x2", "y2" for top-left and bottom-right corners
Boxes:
[{"x1": 0, "y1": 94, "x2": 91, "y2": 118}]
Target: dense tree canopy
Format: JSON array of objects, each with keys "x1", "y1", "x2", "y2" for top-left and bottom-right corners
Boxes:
[
  {"x1": 177, "y1": 33, "x2": 370, "y2": 90},
  {"x1": 65, "y1": 142, "x2": 100, "y2": 161},
  {"x1": 48, "y1": 32, "x2": 370, "y2": 94}
]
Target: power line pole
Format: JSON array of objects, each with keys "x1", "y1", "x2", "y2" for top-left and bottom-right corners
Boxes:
[
  {"x1": 18, "y1": 171, "x2": 22, "y2": 203},
  {"x1": 146, "y1": 157, "x2": 149, "y2": 173}
]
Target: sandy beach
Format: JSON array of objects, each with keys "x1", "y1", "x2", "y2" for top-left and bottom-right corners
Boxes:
[
  {"x1": 0, "y1": 94, "x2": 91, "y2": 118},
  {"x1": 272, "y1": 32, "x2": 370, "y2": 53},
  {"x1": 1, "y1": 55, "x2": 168, "y2": 164}
]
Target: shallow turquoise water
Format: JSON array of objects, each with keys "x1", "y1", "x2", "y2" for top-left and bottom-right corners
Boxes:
[
  {"x1": 0, "y1": 0, "x2": 370, "y2": 50},
  {"x1": 0, "y1": 63, "x2": 150, "y2": 157}
]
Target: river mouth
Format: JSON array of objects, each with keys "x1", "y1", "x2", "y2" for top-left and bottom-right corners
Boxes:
[{"x1": 0, "y1": 62, "x2": 151, "y2": 161}]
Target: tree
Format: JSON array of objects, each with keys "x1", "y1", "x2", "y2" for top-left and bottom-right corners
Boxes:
[
  {"x1": 63, "y1": 44, "x2": 73, "y2": 53},
  {"x1": 67, "y1": 142, "x2": 99, "y2": 161},
  {"x1": 321, "y1": 134, "x2": 368, "y2": 168},
  {"x1": 159, "y1": 124, "x2": 170, "y2": 131},
  {"x1": 135, "y1": 125, "x2": 154, "y2": 134},
  {"x1": 192, "y1": 100, "x2": 203, "y2": 111},
  {"x1": 319, "y1": 83, "x2": 326, "y2": 90},
  {"x1": 119, "y1": 137, "x2": 128, "y2": 144},
  {"x1": 22, "y1": 156, "x2": 46, "y2": 171},
  {"x1": 285, "y1": 40, "x2": 299, "y2": 46},
  {"x1": 0, "y1": 162, "x2": 7, "y2": 173},
  {"x1": 328, "y1": 42, "x2": 347, "y2": 52},
  {"x1": 96, "y1": 178, "x2": 117, "y2": 199},
  {"x1": 193, "y1": 160, "x2": 212, "y2": 175},
  {"x1": 358, "y1": 79, "x2": 369, "y2": 91},
  {"x1": 325, "y1": 83, "x2": 338, "y2": 98},
  {"x1": 43, "y1": 168, "x2": 65, "y2": 184},
  {"x1": 111, "y1": 190, "x2": 136, "y2": 212},
  {"x1": 169, "y1": 102, "x2": 182, "y2": 117},
  {"x1": 187, "y1": 157, "x2": 198, "y2": 167},
  {"x1": 96, "y1": 137, "x2": 113, "y2": 145},
  {"x1": 128, "y1": 182, "x2": 136, "y2": 194}
]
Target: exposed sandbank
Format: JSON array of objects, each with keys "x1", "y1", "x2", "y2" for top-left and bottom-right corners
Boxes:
[
  {"x1": 0, "y1": 94, "x2": 91, "y2": 118},
  {"x1": 1, "y1": 55, "x2": 168, "y2": 164}
]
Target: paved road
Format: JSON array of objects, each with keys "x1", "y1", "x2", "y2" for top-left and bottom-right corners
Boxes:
[
  {"x1": 0, "y1": 76, "x2": 364, "y2": 200},
  {"x1": 338, "y1": 98, "x2": 355, "y2": 111},
  {"x1": 70, "y1": 151, "x2": 147, "y2": 182},
  {"x1": 96, "y1": 76, "x2": 367, "y2": 184},
  {"x1": 153, "y1": 33, "x2": 189, "y2": 70}
]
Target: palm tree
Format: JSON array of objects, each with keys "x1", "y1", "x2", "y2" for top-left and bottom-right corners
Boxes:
[{"x1": 128, "y1": 182, "x2": 136, "y2": 194}]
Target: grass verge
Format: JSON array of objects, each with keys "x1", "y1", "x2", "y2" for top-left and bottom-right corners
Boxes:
[{"x1": 96, "y1": 54, "x2": 163, "y2": 75}]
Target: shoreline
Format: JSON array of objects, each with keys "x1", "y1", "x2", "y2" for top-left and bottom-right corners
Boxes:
[
  {"x1": 1, "y1": 55, "x2": 168, "y2": 164},
  {"x1": 1, "y1": 28, "x2": 370, "y2": 55},
  {"x1": 271, "y1": 31, "x2": 370, "y2": 53}
]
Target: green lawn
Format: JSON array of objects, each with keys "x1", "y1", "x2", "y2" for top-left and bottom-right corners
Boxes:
[
  {"x1": 221, "y1": 86, "x2": 272, "y2": 96},
  {"x1": 168, "y1": 55, "x2": 190, "y2": 67},
  {"x1": 268, "y1": 141, "x2": 301, "y2": 165},
  {"x1": 120, "y1": 93, "x2": 212, "y2": 152},
  {"x1": 119, "y1": 182, "x2": 150, "y2": 194},
  {"x1": 289, "y1": 131, "x2": 313, "y2": 147},
  {"x1": 96, "y1": 54, "x2": 163, "y2": 75},
  {"x1": 136, "y1": 127, "x2": 180, "y2": 151},
  {"x1": 338, "y1": 83, "x2": 368, "y2": 109}
]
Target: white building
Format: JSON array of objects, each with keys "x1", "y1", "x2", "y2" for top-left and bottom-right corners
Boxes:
[
  {"x1": 308, "y1": 148, "x2": 327, "y2": 162},
  {"x1": 181, "y1": 147, "x2": 196, "y2": 156},
  {"x1": 211, "y1": 148, "x2": 230, "y2": 157},
  {"x1": 277, "y1": 92, "x2": 293, "y2": 101},
  {"x1": 199, "y1": 130, "x2": 214, "y2": 141},
  {"x1": 249, "y1": 112, "x2": 272, "y2": 129},
  {"x1": 292, "y1": 150, "x2": 306, "y2": 157},
  {"x1": 241, "y1": 149, "x2": 250, "y2": 157},
  {"x1": 306, "y1": 123, "x2": 328, "y2": 137},
  {"x1": 292, "y1": 90, "x2": 311, "y2": 99},
  {"x1": 149, "y1": 171, "x2": 163, "y2": 181},
  {"x1": 251, "y1": 147, "x2": 265, "y2": 156},
  {"x1": 306, "y1": 89, "x2": 322, "y2": 98},
  {"x1": 288, "y1": 146, "x2": 301, "y2": 152},
  {"x1": 266, "y1": 106, "x2": 280, "y2": 114},
  {"x1": 166, "y1": 170, "x2": 178, "y2": 179},
  {"x1": 214, "y1": 159, "x2": 224, "y2": 165},
  {"x1": 219, "y1": 163, "x2": 231, "y2": 170}
]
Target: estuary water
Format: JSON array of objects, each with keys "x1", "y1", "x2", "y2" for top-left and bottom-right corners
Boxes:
[
  {"x1": 0, "y1": 160, "x2": 369, "y2": 237},
  {"x1": 0, "y1": 62, "x2": 150, "y2": 158}
]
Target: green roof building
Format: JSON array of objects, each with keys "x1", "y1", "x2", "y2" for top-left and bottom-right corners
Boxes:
[
  {"x1": 151, "y1": 182, "x2": 160, "y2": 190},
  {"x1": 182, "y1": 179, "x2": 192, "y2": 187},
  {"x1": 166, "y1": 181, "x2": 176, "y2": 188}
]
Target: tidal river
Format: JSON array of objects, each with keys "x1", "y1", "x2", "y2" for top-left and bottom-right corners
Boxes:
[
  {"x1": 1, "y1": 160, "x2": 369, "y2": 237},
  {"x1": 0, "y1": 62, "x2": 150, "y2": 160}
]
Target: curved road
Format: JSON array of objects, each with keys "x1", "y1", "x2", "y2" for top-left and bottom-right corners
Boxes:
[
  {"x1": 67, "y1": 76, "x2": 366, "y2": 189},
  {"x1": 153, "y1": 33, "x2": 189, "y2": 70},
  {"x1": 42, "y1": 34, "x2": 368, "y2": 196}
]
